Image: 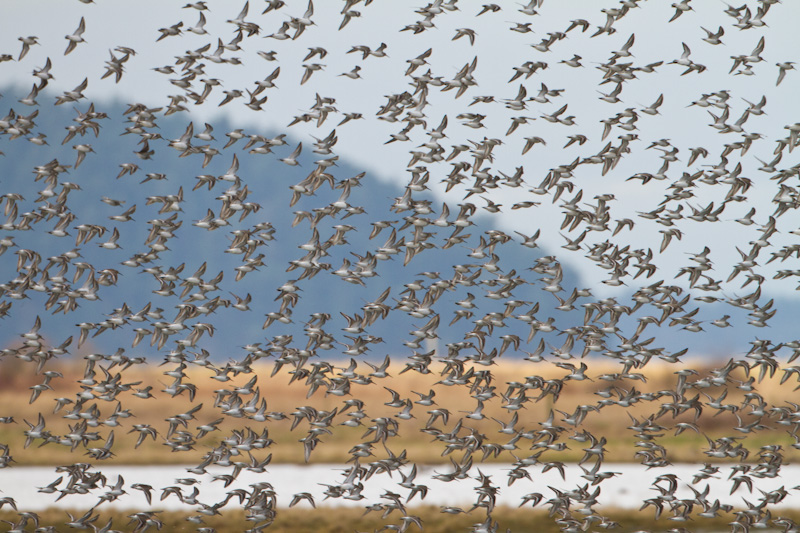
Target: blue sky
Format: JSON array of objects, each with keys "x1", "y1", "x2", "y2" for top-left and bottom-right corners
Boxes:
[{"x1": 2, "y1": 0, "x2": 799, "y2": 296}]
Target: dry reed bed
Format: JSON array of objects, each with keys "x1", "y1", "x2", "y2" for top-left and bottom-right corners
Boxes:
[
  {"x1": 0, "y1": 355, "x2": 798, "y2": 465},
  {"x1": 3, "y1": 505, "x2": 799, "y2": 533}
]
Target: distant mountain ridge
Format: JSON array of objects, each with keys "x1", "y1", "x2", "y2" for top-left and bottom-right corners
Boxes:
[
  {"x1": 0, "y1": 87, "x2": 795, "y2": 365},
  {"x1": 0, "y1": 88, "x2": 585, "y2": 362}
]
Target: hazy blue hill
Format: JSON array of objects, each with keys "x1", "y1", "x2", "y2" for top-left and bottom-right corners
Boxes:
[
  {"x1": 1, "y1": 87, "x2": 795, "y2": 365},
  {"x1": 0, "y1": 88, "x2": 587, "y2": 362}
]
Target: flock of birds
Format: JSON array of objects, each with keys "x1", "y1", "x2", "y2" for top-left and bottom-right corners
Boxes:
[{"x1": 1, "y1": 0, "x2": 800, "y2": 531}]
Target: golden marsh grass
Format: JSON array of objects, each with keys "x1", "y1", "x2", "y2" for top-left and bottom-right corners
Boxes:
[{"x1": 0, "y1": 355, "x2": 798, "y2": 465}]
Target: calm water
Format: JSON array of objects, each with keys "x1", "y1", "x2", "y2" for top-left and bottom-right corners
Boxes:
[{"x1": 5, "y1": 463, "x2": 800, "y2": 511}]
